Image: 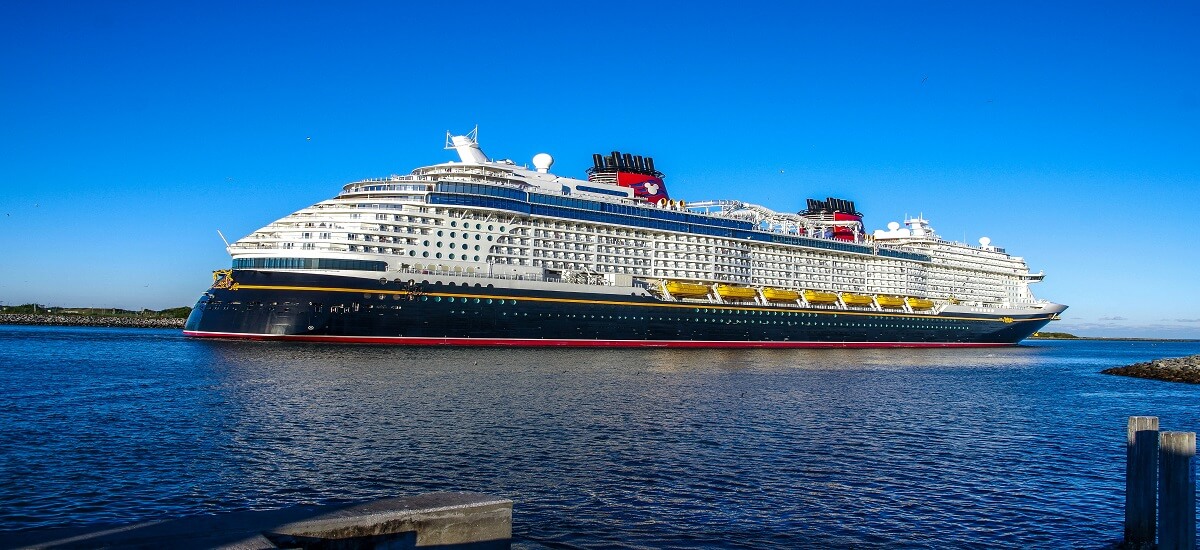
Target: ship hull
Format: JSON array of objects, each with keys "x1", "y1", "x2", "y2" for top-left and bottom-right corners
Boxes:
[{"x1": 184, "y1": 270, "x2": 1061, "y2": 348}]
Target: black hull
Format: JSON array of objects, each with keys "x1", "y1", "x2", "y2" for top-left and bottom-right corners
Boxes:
[{"x1": 184, "y1": 270, "x2": 1055, "y2": 347}]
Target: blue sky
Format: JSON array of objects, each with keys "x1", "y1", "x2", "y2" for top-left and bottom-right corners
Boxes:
[{"x1": 1, "y1": 1, "x2": 1197, "y2": 338}]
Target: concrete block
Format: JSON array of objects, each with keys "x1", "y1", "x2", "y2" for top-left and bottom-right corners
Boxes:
[{"x1": 4, "y1": 492, "x2": 512, "y2": 550}]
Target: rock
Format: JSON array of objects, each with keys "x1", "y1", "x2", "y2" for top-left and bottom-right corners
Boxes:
[
  {"x1": 0, "y1": 313, "x2": 185, "y2": 329},
  {"x1": 1102, "y1": 354, "x2": 1200, "y2": 384}
]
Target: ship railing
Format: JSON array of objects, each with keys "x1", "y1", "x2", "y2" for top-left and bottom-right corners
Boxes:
[
  {"x1": 389, "y1": 265, "x2": 627, "y2": 288},
  {"x1": 392, "y1": 266, "x2": 551, "y2": 283}
]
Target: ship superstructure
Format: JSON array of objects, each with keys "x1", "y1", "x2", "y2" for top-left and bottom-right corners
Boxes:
[{"x1": 186, "y1": 129, "x2": 1065, "y2": 347}]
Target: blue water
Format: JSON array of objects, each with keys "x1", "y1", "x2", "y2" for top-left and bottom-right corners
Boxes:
[{"x1": 1, "y1": 325, "x2": 1199, "y2": 548}]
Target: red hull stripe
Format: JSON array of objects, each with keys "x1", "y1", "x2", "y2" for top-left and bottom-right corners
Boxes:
[{"x1": 182, "y1": 331, "x2": 1012, "y2": 348}]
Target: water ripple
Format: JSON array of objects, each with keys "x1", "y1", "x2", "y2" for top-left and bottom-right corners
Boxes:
[{"x1": 1, "y1": 327, "x2": 1198, "y2": 547}]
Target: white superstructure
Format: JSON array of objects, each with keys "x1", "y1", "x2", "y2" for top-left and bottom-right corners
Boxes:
[{"x1": 227, "y1": 131, "x2": 1052, "y2": 313}]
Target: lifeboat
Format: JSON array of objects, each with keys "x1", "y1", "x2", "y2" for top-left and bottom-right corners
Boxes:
[
  {"x1": 906, "y1": 297, "x2": 935, "y2": 310},
  {"x1": 876, "y1": 295, "x2": 905, "y2": 308},
  {"x1": 841, "y1": 293, "x2": 874, "y2": 306},
  {"x1": 664, "y1": 281, "x2": 710, "y2": 297},
  {"x1": 762, "y1": 288, "x2": 800, "y2": 302},
  {"x1": 716, "y1": 284, "x2": 757, "y2": 300},
  {"x1": 804, "y1": 290, "x2": 839, "y2": 304}
]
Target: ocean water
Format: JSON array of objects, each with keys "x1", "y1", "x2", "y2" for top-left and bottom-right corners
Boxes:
[{"x1": 1, "y1": 325, "x2": 1198, "y2": 548}]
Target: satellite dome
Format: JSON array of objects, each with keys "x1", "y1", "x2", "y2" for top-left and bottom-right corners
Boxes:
[
  {"x1": 887, "y1": 221, "x2": 901, "y2": 231},
  {"x1": 979, "y1": 237, "x2": 991, "y2": 247},
  {"x1": 532, "y1": 153, "x2": 554, "y2": 173}
]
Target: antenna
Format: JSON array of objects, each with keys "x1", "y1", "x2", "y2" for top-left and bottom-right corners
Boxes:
[{"x1": 217, "y1": 229, "x2": 230, "y2": 247}]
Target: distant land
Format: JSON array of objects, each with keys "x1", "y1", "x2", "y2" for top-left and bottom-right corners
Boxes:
[
  {"x1": 1030, "y1": 331, "x2": 1200, "y2": 343},
  {"x1": 0, "y1": 304, "x2": 190, "y2": 329},
  {"x1": 1030, "y1": 331, "x2": 1080, "y2": 339},
  {"x1": 0, "y1": 303, "x2": 191, "y2": 318}
]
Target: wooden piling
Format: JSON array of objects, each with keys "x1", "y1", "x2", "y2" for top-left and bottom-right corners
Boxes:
[
  {"x1": 1125, "y1": 416, "x2": 1159, "y2": 546},
  {"x1": 1158, "y1": 431, "x2": 1196, "y2": 550}
]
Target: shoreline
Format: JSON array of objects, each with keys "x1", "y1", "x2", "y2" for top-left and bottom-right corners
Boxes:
[
  {"x1": 1029, "y1": 336, "x2": 1200, "y2": 343},
  {"x1": 0, "y1": 313, "x2": 185, "y2": 329}
]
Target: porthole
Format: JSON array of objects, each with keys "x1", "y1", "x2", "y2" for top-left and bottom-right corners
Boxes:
[
  {"x1": 422, "y1": 252, "x2": 429, "y2": 257},
  {"x1": 449, "y1": 243, "x2": 456, "y2": 249},
  {"x1": 487, "y1": 236, "x2": 493, "y2": 241},
  {"x1": 421, "y1": 296, "x2": 428, "y2": 301},
  {"x1": 473, "y1": 298, "x2": 481, "y2": 304},
  {"x1": 488, "y1": 224, "x2": 495, "y2": 231},
  {"x1": 450, "y1": 232, "x2": 457, "y2": 238},
  {"x1": 449, "y1": 254, "x2": 456, "y2": 260},
  {"x1": 475, "y1": 234, "x2": 481, "y2": 240},
  {"x1": 486, "y1": 299, "x2": 493, "y2": 304},
  {"x1": 450, "y1": 221, "x2": 457, "y2": 227},
  {"x1": 423, "y1": 240, "x2": 429, "y2": 246},
  {"x1": 437, "y1": 230, "x2": 443, "y2": 237},
  {"x1": 434, "y1": 296, "x2": 442, "y2": 302},
  {"x1": 436, "y1": 253, "x2": 442, "y2": 259},
  {"x1": 474, "y1": 256, "x2": 480, "y2": 261},
  {"x1": 409, "y1": 250, "x2": 416, "y2": 256}
]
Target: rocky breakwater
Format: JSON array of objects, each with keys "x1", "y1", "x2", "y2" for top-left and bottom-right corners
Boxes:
[
  {"x1": 0, "y1": 313, "x2": 185, "y2": 329},
  {"x1": 1102, "y1": 354, "x2": 1200, "y2": 384}
]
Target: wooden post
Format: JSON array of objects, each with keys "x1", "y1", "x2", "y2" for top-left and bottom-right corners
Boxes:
[
  {"x1": 1158, "y1": 431, "x2": 1196, "y2": 550},
  {"x1": 1125, "y1": 416, "x2": 1159, "y2": 546}
]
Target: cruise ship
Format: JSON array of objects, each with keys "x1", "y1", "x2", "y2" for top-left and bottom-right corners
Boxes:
[{"x1": 184, "y1": 129, "x2": 1066, "y2": 347}]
